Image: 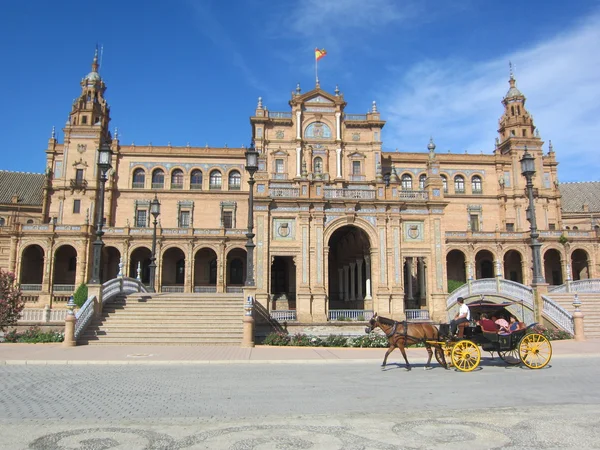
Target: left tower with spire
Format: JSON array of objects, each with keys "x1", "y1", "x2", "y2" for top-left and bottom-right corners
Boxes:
[{"x1": 44, "y1": 48, "x2": 114, "y2": 225}]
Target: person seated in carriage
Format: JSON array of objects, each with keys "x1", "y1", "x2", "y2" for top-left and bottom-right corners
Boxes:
[
  {"x1": 450, "y1": 297, "x2": 470, "y2": 336},
  {"x1": 477, "y1": 313, "x2": 498, "y2": 332},
  {"x1": 509, "y1": 315, "x2": 526, "y2": 332},
  {"x1": 491, "y1": 314, "x2": 510, "y2": 333}
]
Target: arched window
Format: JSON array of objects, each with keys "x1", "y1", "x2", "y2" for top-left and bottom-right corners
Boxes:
[
  {"x1": 573, "y1": 226, "x2": 578, "y2": 230},
  {"x1": 441, "y1": 175, "x2": 448, "y2": 193},
  {"x1": 190, "y1": 169, "x2": 203, "y2": 189},
  {"x1": 26, "y1": 219, "x2": 34, "y2": 224},
  {"x1": 171, "y1": 169, "x2": 184, "y2": 189},
  {"x1": 454, "y1": 175, "x2": 465, "y2": 193},
  {"x1": 419, "y1": 174, "x2": 427, "y2": 190},
  {"x1": 471, "y1": 175, "x2": 482, "y2": 194},
  {"x1": 314, "y1": 157, "x2": 323, "y2": 174},
  {"x1": 132, "y1": 168, "x2": 145, "y2": 189},
  {"x1": 401, "y1": 174, "x2": 412, "y2": 190},
  {"x1": 228, "y1": 170, "x2": 241, "y2": 190},
  {"x1": 209, "y1": 170, "x2": 222, "y2": 190},
  {"x1": 151, "y1": 169, "x2": 165, "y2": 189},
  {"x1": 0, "y1": 217, "x2": 5, "y2": 227}
]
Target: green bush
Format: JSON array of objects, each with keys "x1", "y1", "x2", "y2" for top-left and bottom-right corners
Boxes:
[
  {"x1": 263, "y1": 331, "x2": 290, "y2": 346},
  {"x1": 73, "y1": 283, "x2": 88, "y2": 308},
  {"x1": 289, "y1": 333, "x2": 319, "y2": 346},
  {"x1": 323, "y1": 334, "x2": 348, "y2": 347},
  {"x1": 348, "y1": 333, "x2": 388, "y2": 348},
  {"x1": 447, "y1": 279, "x2": 465, "y2": 293},
  {"x1": 3, "y1": 326, "x2": 64, "y2": 343}
]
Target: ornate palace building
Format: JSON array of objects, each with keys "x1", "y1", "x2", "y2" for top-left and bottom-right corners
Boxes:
[{"x1": 0, "y1": 52, "x2": 598, "y2": 323}]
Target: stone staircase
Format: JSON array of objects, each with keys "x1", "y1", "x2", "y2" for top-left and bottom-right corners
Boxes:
[
  {"x1": 545, "y1": 292, "x2": 600, "y2": 339},
  {"x1": 79, "y1": 292, "x2": 244, "y2": 345}
]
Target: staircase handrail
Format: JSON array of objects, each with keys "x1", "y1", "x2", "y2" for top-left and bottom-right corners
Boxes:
[
  {"x1": 101, "y1": 276, "x2": 148, "y2": 303},
  {"x1": 447, "y1": 278, "x2": 533, "y2": 308},
  {"x1": 541, "y1": 295, "x2": 574, "y2": 334},
  {"x1": 74, "y1": 295, "x2": 97, "y2": 341},
  {"x1": 548, "y1": 279, "x2": 600, "y2": 294}
]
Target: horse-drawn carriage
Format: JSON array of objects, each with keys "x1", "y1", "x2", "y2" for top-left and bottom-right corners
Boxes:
[{"x1": 367, "y1": 299, "x2": 553, "y2": 372}]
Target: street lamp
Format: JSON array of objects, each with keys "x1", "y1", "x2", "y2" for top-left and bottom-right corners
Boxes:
[
  {"x1": 89, "y1": 143, "x2": 112, "y2": 284},
  {"x1": 148, "y1": 193, "x2": 161, "y2": 293},
  {"x1": 520, "y1": 147, "x2": 545, "y2": 285},
  {"x1": 244, "y1": 141, "x2": 259, "y2": 286}
]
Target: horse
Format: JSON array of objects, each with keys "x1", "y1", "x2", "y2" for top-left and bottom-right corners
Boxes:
[{"x1": 366, "y1": 313, "x2": 446, "y2": 371}]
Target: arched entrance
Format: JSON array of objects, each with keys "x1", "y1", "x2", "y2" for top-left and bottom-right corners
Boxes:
[
  {"x1": 161, "y1": 247, "x2": 185, "y2": 291},
  {"x1": 543, "y1": 248, "x2": 562, "y2": 285},
  {"x1": 328, "y1": 225, "x2": 371, "y2": 310},
  {"x1": 226, "y1": 248, "x2": 247, "y2": 291},
  {"x1": 53, "y1": 245, "x2": 77, "y2": 287},
  {"x1": 20, "y1": 244, "x2": 45, "y2": 287},
  {"x1": 270, "y1": 256, "x2": 297, "y2": 310},
  {"x1": 101, "y1": 246, "x2": 121, "y2": 283},
  {"x1": 446, "y1": 249, "x2": 466, "y2": 292},
  {"x1": 475, "y1": 250, "x2": 494, "y2": 279},
  {"x1": 193, "y1": 247, "x2": 218, "y2": 292},
  {"x1": 503, "y1": 250, "x2": 523, "y2": 283},
  {"x1": 571, "y1": 249, "x2": 590, "y2": 280},
  {"x1": 129, "y1": 247, "x2": 151, "y2": 284}
]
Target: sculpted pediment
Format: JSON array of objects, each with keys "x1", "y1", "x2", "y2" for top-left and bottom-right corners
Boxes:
[{"x1": 305, "y1": 94, "x2": 334, "y2": 104}]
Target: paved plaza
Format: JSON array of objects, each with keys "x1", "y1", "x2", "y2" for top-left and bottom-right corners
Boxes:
[{"x1": 0, "y1": 342, "x2": 600, "y2": 449}]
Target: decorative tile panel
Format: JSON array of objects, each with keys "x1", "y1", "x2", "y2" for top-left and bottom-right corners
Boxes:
[{"x1": 404, "y1": 221, "x2": 424, "y2": 242}]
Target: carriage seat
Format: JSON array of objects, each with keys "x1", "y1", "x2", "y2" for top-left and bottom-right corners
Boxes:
[{"x1": 457, "y1": 321, "x2": 468, "y2": 338}]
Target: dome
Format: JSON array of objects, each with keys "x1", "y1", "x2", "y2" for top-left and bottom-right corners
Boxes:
[
  {"x1": 85, "y1": 71, "x2": 101, "y2": 83},
  {"x1": 504, "y1": 78, "x2": 523, "y2": 99}
]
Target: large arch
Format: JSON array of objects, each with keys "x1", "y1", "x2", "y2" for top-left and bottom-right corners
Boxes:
[
  {"x1": 571, "y1": 248, "x2": 590, "y2": 280},
  {"x1": 226, "y1": 247, "x2": 247, "y2": 289},
  {"x1": 503, "y1": 250, "x2": 523, "y2": 283},
  {"x1": 129, "y1": 246, "x2": 151, "y2": 284},
  {"x1": 543, "y1": 248, "x2": 563, "y2": 285},
  {"x1": 101, "y1": 246, "x2": 121, "y2": 283},
  {"x1": 53, "y1": 245, "x2": 77, "y2": 286},
  {"x1": 161, "y1": 247, "x2": 185, "y2": 290},
  {"x1": 270, "y1": 255, "x2": 297, "y2": 309},
  {"x1": 446, "y1": 249, "x2": 467, "y2": 287},
  {"x1": 475, "y1": 249, "x2": 495, "y2": 279},
  {"x1": 193, "y1": 247, "x2": 218, "y2": 292},
  {"x1": 327, "y1": 224, "x2": 371, "y2": 310},
  {"x1": 20, "y1": 244, "x2": 45, "y2": 286}
]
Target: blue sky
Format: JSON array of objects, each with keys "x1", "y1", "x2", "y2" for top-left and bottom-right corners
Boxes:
[{"x1": 1, "y1": 0, "x2": 599, "y2": 182}]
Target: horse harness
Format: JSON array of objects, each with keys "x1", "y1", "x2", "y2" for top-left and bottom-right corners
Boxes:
[{"x1": 384, "y1": 320, "x2": 422, "y2": 345}]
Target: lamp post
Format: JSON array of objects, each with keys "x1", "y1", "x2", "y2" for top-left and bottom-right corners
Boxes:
[
  {"x1": 520, "y1": 147, "x2": 545, "y2": 285},
  {"x1": 148, "y1": 194, "x2": 161, "y2": 293},
  {"x1": 244, "y1": 141, "x2": 259, "y2": 286},
  {"x1": 89, "y1": 143, "x2": 112, "y2": 284}
]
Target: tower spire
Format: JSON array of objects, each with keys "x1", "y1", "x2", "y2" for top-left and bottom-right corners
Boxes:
[{"x1": 92, "y1": 46, "x2": 99, "y2": 73}]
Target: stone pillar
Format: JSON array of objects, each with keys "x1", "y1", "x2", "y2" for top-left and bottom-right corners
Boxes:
[
  {"x1": 296, "y1": 147, "x2": 302, "y2": 178},
  {"x1": 357, "y1": 258, "x2": 363, "y2": 300},
  {"x1": 343, "y1": 265, "x2": 349, "y2": 301},
  {"x1": 336, "y1": 148, "x2": 342, "y2": 178},
  {"x1": 406, "y1": 257, "x2": 414, "y2": 303},
  {"x1": 338, "y1": 268, "x2": 344, "y2": 301},
  {"x1": 296, "y1": 111, "x2": 302, "y2": 139},
  {"x1": 572, "y1": 294, "x2": 585, "y2": 341},
  {"x1": 8, "y1": 235, "x2": 18, "y2": 274},
  {"x1": 349, "y1": 262, "x2": 356, "y2": 301},
  {"x1": 242, "y1": 288, "x2": 256, "y2": 348},
  {"x1": 364, "y1": 255, "x2": 372, "y2": 300},
  {"x1": 63, "y1": 314, "x2": 76, "y2": 347},
  {"x1": 185, "y1": 242, "x2": 193, "y2": 293},
  {"x1": 335, "y1": 112, "x2": 341, "y2": 140},
  {"x1": 217, "y1": 242, "x2": 226, "y2": 293},
  {"x1": 417, "y1": 257, "x2": 426, "y2": 306}
]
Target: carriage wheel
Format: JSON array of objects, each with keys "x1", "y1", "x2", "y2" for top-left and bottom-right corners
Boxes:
[
  {"x1": 518, "y1": 333, "x2": 552, "y2": 369},
  {"x1": 498, "y1": 349, "x2": 521, "y2": 365},
  {"x1": 451, "y1": 340, "x2": 481, "y2": 372},
  {"x1": 435, "y1": 344, "x2": 453, "y2": 368}
]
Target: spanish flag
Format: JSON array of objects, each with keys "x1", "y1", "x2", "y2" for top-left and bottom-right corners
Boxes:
[{"x1": 315, "y1": 48, "x2": 327, "y2": 61}]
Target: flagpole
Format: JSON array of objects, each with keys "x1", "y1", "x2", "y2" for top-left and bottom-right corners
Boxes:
[{"x1": 315, "y1": 55, "x2": 318, "y2": 86}]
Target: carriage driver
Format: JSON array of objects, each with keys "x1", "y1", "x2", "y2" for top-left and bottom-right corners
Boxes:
[{"x1": 450, "y1": 297, "x2": 471, "y2": 336}]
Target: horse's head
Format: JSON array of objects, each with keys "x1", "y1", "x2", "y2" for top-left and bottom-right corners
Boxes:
[{"x1": 365, "y1": 313, "x2": 379, "y2": 333}]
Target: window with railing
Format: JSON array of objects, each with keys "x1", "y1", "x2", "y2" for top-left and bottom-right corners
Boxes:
[
  {"x1": 442, "y1": 175, "x2": 448, "y2": 193},
  {"x1": 222, "y1": 211, "x2": 233, "y2": 229},
  {"x1": 132, "y1": 168, "x2": 145, "y2": 188},
  {"x1": 179, "y1": 211, "x2": 190, "y2": 228},
  {"x1": 151, "y1": 169, "x2": 165, "y2": 189},
  {"x1": 352, "y1": 161, "x2": 361, "y2": 175},
  {"x1": 228, "y1": 171, "x2": 241, "y2": 190},
  {"x1": 314, "y1": 157, "x2": 323, "y2": 174},
  {"x1": 401, "y1": 174, "x2": 413, "y2": 190},
  {"x1": 454, "y1": 175, "x2": 465, "y2": 194},
  {"x1": 136, "y1": 210, "x2": 148, "y2": 227},
  {"x1": 171, "y1": 169, "x2": 184, "y2": 189},
  {"x1": 471, "y1": 175, "x2": 482, "y2": 194},
  {"x1": 470, "y1": 214, "x2": 480, "y2": 231},
  {"x1": 190, "y1": 169, "x2": 203, "y2": 189},
  {"x1": 419, "y1": 174, "x2": 426, "y2": 189},
  {"x1": 210, "y1": 170, "x2": 222, "y2": 190}
]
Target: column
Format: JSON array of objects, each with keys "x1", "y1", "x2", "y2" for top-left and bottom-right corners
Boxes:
[
  {"x1": 343, "y1": 265, "x2": 349, "y2": 301},
  {"x1": 406, "y1": 257, "x2": 414, "y2": 302},
  {"x1": 296, "y1": 147, "x2": 302, "y2": 178},
  {"x1": 295, "y1": 111, "x2": 302, "y2": 139},
  {"x1": 350, "y1": 262, "x2": 356, "y2": 301},
  {"x1": 364, "y1": 255, "x2": 372, "y2": 299},
  {"x1": 336, "y1": 148, "x2": 342, "y2": 178},
  {"x1": 357, "y1": 258, "x2": 363, "y2": 300},
  {"x1": 335, "y1": 112, "x2": 341, "y2": 140},
  {"x1": 417, "y1": 257, "x2": 425, "y2": 305},
  {"x1": 338, "y1": 268, "x2": 344, "y2": 301},
  {"x1": 495, "y1": 259, "x2": 503, "y2": 277}
]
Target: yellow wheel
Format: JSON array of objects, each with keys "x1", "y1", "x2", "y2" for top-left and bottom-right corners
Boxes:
[
  {"x1": 518, "y1": 333, "x2": 552, "y2": 369},
  {"x1": 451, "y1": 340, "x2": 481, "y2": 372},
  {"x1": 435, "y1": 345, "x2": 453, "y2": 368}
]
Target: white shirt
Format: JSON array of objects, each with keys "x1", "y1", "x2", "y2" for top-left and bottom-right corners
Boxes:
[{"x1": 459, "y1": 303, "x2": 470, "y2": 320}]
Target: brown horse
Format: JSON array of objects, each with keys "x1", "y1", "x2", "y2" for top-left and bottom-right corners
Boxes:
[{"x1": 366, "y1": 313, "x2": 445, "y2": 371}]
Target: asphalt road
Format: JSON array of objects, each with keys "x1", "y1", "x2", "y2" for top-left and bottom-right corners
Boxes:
[{"x1": 1, "y1": 357, "x2": 600, "y2": 449}]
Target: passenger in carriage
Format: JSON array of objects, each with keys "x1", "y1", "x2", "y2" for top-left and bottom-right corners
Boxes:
[
  {"x1": 509, "y1": 315, "x2": 525, "y2": 332},
  {"x1": 477, "y1": 313, "x2": 498, "y2": 332},
  {"x1": 492, "y1": 314, "x2": 510, "y2": 334}
]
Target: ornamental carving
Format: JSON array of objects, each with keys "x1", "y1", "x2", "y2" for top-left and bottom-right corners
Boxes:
[
  {"x1": 275, "y1": 130, "x2": 284, "y2": 139},
  {"x1": 77, "y1": 144, "x2": 87, "y2": 153}
]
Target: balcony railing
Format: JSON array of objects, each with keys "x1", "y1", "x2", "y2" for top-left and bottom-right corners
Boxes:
[
  {"x1": 472, "y1": 189, "x2": 483, "y2": 195},
  {"x1": 270, "y1": 310, "x2": 297, "y2": 321},
  {"x1": 21, "y1": 284, "x2": 43, "y2": 292},
  {"x1": 132, "y1": 182, "x2": 145, "y2": 189},
  {"x1": 324, "y1": 188, "x2": 376, "y2": 200},
  {"x1": 170, "y1": 183, "x2": 183, "y2": 190},
  {"x1": 190, "y1": 183, "x2": 202, "y2": 190},
  {"x1": 53, "y1": 284, "x2": 75, "y2": 292},
  {"x1": 269, "y1": 187, "x2": 300, "y2": 198},
  {"x1": 349, "y1": 175, "x2": 366, "y2": 182},
  {"x1": 70, "y1": 179, "x2": 88, "y2": 190},
  {"x1": 399, "y1": 190, "x2": 429, "y2": 201},
  {"x1": 209, "y1": 184, "x2": 222, "y2": 190},
  {"x1": 405, "y1": 309, "x2": 431, "y2": 321},
  {"x1": 345, "y1": 114, "x2": 368, "y2": 121},
  {"x1": 194, "y1": 285, "x2": 217, "y2": 293},
  {"x1": 328, "y1": 309, "x2": 374, "y2": 321},
  {"x1": 226, "y1": 286, "x2": 243, "y2": 293},
  {"x1": 229, "y1": 185, "x2": 241, "y2": 191},
  {"x1": 161, "y1": 285, "x2": 184, "y2": 293},
  {"x1": 151, "y1": 182, "x2": 164, "y2": 189},
  {"x1": 272, "y1": 173, "x2": 288, "y2": 180},
  {"x1": 269, "y1": 111, "x2": 293, "y2": 119}
]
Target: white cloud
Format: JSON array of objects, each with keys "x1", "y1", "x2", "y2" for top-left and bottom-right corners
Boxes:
[{"x1": 380, "y1": 14, "x2": 600, "y2": 181}]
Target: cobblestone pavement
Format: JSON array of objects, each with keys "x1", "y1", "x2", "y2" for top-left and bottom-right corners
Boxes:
[{"x1": 2, "y1": 357, "x2": 600, "y2": 449}]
